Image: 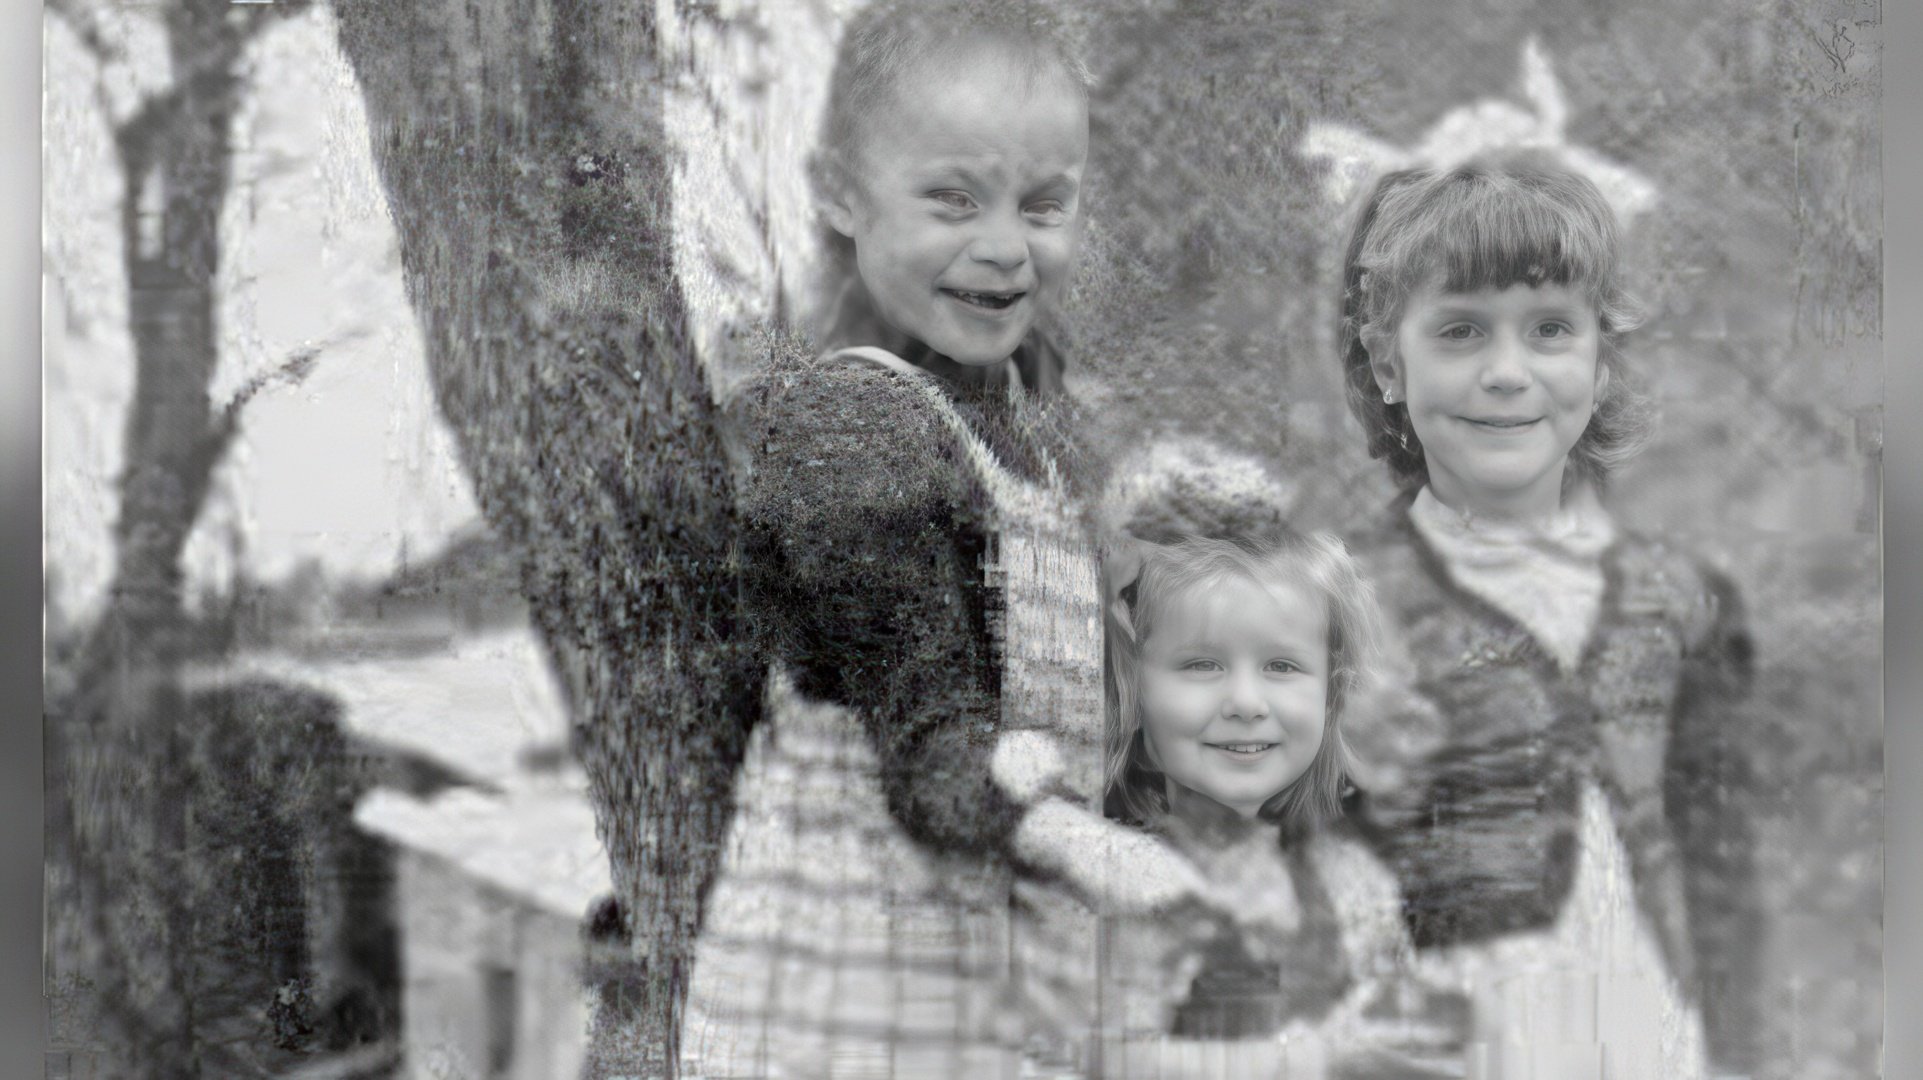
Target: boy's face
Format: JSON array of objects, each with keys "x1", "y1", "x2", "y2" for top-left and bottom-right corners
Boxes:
[
  {"x1": 1382, "y1": 281, "x2": 1604, "y2": 519},
  {"x1": 1137, "y1": 574, "x2": 1330, "y2": 820},
  {"x1": 827, "y1": 45, "x2": 1088, "y2": 367}
]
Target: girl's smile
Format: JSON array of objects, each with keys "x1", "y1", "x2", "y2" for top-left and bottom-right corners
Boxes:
[
  {"x1": 941, "y1": 287, "x2": 1027, "y2": 312},
  {"x1": 1458, "y1": 414, "x2": 1542, "y2": 431},
  {"x1": 1208, "y1": 742, "x2": 1279, "y2": 757}
]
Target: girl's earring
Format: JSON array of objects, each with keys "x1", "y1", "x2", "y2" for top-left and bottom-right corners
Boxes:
[{"x1": 1383, "y1": 386, "x2": 1411, "y2": 447}]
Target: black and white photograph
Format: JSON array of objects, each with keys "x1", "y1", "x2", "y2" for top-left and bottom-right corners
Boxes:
[{"x1": 37, "y1": 0, "x2": 1885, "y2": 1078}]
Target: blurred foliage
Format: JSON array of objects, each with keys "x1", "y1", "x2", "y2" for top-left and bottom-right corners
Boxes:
[{"x1": 46, "y1": 674, "x2": 385, "y2": 1072}]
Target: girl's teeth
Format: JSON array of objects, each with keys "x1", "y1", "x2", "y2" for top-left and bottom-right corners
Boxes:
[{"x1": 951, "y1": 290, "x2": 1018, "y2": 309}]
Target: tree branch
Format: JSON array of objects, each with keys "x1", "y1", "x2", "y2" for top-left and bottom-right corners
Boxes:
[
  {"x1": 217, "y1": 339, "x2": 332, "y2": 423},
  {"x1": 200, "y1": 334, "x2": 358, "y2": 488}
]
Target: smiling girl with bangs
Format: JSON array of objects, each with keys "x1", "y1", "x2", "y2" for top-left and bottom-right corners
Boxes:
[
  {"x1": 1336, "y1": 150, "x2": 1763, "y2": 1079},
  {"x1": 1344, "y1": 151, "x2": 1652, "y2": 510}
]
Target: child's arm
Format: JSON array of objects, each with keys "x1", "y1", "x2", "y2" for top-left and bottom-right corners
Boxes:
[
  {"x1": 1665, "y1": 563, "x2": 1763, "y2": 1077},
  {"x1": 740, "y1": 361, "x2": 1204, "y2": 909},
  {"x1": 740, "y1": 360, "x2": 1019, "y2": 852}
]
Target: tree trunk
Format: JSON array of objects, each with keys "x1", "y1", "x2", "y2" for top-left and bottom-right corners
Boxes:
[
  {"x1": 46, "y1": 6, "x2": 277, "y2": 1074},
  {"x1": 333, "y1": 0, "x2": 765, "y2": 1072}
]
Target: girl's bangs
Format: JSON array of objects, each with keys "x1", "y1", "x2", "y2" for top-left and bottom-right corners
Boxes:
[{"x1": 1408, "y1": 180, "x2": 1615, "y2": 299}]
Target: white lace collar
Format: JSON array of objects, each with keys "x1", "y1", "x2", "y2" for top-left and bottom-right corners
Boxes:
[{"x1": 1408, "y1": 484, "x2": 1618, "y2": 672}]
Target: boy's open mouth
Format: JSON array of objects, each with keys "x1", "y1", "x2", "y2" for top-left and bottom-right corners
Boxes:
[
  {"x1": 942, "y1": 288, "x2": 1026, "y2": 311},
  {"x1": 1206, "y1": 742, "x2": 1278, "y2": 757}
]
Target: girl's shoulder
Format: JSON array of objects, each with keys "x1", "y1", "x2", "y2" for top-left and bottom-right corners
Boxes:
[
  {"x1": 1606, "y1": 530, "x2": 1749, "y2": 648},
  {"x1": 741, "y1": 347, "x2": 954, "y2": 438},
  {"x1": 1607, "y1": 529, "x2": 1738, "y2": 589},
  {"x1": 731, "y1": 348, "x2": 982, "y2": 526},
  {"x1": 1338, "y1": 491, "x2": 1421, "y2": 554},
  {"x1": 1340, "y1": 497, "x2": 1449, "y2": 607}
]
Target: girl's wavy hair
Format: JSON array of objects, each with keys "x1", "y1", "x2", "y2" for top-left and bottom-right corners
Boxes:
[
  {"x1": 1104, "y1": 531, "x2": 1382, "y2": 840},
  {"x1": 808, "y1": 0, "x2": 1091, "y2": 340},
  {"x1": 1337, "y1": 150, "x2": 1655, "y2": 491}
]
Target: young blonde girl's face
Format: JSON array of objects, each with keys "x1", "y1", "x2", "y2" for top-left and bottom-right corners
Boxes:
[
  {"x1": 825, "y1": 42, "x2": 1087, "y2": 366},
  {"x1": 1136, "y1": 573, "x2": 1329, "y2": 820},
  {"x1": 1380, "y1": 281, "x2": 1604, "y2": 519}
]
